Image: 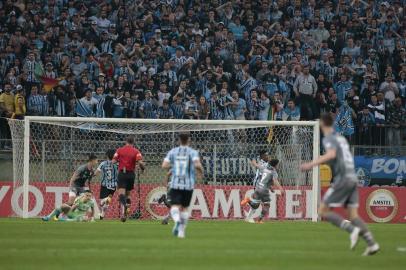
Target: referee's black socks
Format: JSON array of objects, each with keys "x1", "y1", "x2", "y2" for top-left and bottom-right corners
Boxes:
[{"x1": 119, "y1": 194, "x2": 127, "y2": 206}]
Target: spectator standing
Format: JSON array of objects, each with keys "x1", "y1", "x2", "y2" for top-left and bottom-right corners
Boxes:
[
  {"x1": 386, "y1": 97, "x2": 406, "y2": 147},
  {"x1": 293, "y1": 65, "x2": 317, "y2": 120}
]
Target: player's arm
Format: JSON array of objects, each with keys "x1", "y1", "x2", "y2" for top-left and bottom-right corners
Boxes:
[
  {"x1": 272, "y1": 178, "x2": 285, "y2": 195},
  {"x1": 89, "y1": 205, "x2": 95, "y2": 221},
  {"x1": 94, "y1": 162, "x2": 103, "y2": 177},
  {"x1": 163, "y1": 171, "x2": 172, "y2": 186},
  {"x1": 69, "y1": 171, "x2": 79, "y2": 187},
  {"x1": 250, "y1": 159, "x2": 264, "y2": 169},
  {"x1": 194, "y1": 159, "x2": 203, "y2": 182},
  {"x1": 300, "y1": 149, "x2": 337, "y2": 171},
  {"x1": 70, "y1": 203, "x2": 78, "y2": 212},
  {"x1": 162, "y1": 151, "x2": 172, "y2": 170},
  {"x1": 137, "y1": 159, "x2": 146, "y2": 171}
]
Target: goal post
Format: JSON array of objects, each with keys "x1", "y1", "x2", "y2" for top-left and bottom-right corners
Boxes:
[{"x1": 8, "y1": 116, "x2": 320, "y2": 221}]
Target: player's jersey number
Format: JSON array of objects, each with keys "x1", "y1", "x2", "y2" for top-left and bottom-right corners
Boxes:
[{"x1": 337, "y1": 137, "x2": 354, "y2": 169}]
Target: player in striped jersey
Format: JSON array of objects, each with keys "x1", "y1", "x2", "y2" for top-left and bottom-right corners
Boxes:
[
  {"x1": 162, "y1": 133, "x2": 203, "y2": 238},
  {"x1": 241, "y1": 151, "x2": 284, "y2": 223},
  {"x1": 94, "y1": 150, "x2": 118, "y2": 220}
]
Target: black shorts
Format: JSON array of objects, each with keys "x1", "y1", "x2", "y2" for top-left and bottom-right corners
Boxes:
[
  {"x1": 100, "y1": 186, "x2": 115, "y2": 199},
  {"x1": 168, "y1": 189, "x2": 193, "y2": 208},
  {"x1": 117, "y1": 171, "x2": 135, "y2": 191}
]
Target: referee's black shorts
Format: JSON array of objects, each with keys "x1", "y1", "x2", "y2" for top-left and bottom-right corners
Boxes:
[
  {"x1": 117, "y1": 171, "x2": 135, "y2": 191},
  {"x1": 168, "y1": 189, "x2": 193, "y2": 208}
]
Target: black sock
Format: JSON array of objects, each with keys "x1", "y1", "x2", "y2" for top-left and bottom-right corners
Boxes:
[
  {"x1": 119, "y1": 194, "x2": 127, "y2": 206},
  {"x1": 324, "y1": 212, "x2": 354, "y2": 233},
  {"x1": 352, "y1": 218, "x2": 376, "y2": 246}
]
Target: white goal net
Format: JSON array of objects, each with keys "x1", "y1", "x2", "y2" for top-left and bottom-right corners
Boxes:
[{"x1": 8, "y1": 117, "x2": 320, "y2": 221}]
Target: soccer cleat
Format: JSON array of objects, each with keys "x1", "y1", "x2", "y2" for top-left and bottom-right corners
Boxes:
[
  {"x1": 240, "y1": 197, "x2": 251, "y2": 207},
  {"x1": 99, "y1": 216, "x2": 104, "y2": 220},
  {"x1": 41, "y1": 216, "x2": 50, "y2": 221},
  {"x1": 362, "y1": 243, "x2": 380, "y2": 256},
  {"x1": 53, "y1": 216, "x2": 58, "y2": 221},
  {"x1": 177, "y1": 230, "x2": 185, "y2": 238},
  {"x1": 255, "y1": 220, "x2": 264, "y2": 224},
  {"x1": 350, "y1": 227, "x2": 361, "y2": 250},
  {"x1": 245, "y1": 217, "x2": 255, "y2": 223},
  {"x1": 58, "y1": 216, "x2": 67, "y2": 222},
  {"x1": 172, "y1": 222, "x2": 180, "y2": 236}
]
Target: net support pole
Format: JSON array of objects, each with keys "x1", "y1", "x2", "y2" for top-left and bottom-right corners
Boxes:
[
  {"x1": 22, "y1": 118, "x2": 30, "y2": 218},
  {"x1": 311, "y1": 120, "x2": 320, "y2": 222}
]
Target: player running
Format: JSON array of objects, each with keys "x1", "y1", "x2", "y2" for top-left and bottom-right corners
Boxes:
[
  {"x1": 162, "y1": 132, "x2": 203, "y2": 238},
  {"x1": 67, "y1": 154, "x2": 98, "y2": 205},
  {"x1": 300, "y1": 113, "x2": 379, "y2": 256},
  {"x1": 42, "y1": 190, "x2": 95, "y2": 222},
  {"x1": 241, "y1": 151, "x2": 284, "y2": 223},
  {"x1": 113, "y1": 137, "x2": 145, "y2": 222},
  {"x1": 94, "y1": 149, "x2": 118, "y2": 220}
]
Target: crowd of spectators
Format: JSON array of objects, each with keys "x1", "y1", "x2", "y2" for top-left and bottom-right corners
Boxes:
[{"x1": 0, "y1": 0, "x2": 406, "y2": 148}]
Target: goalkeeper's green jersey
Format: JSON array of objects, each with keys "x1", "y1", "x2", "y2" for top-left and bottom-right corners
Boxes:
[{"x1": 67, "y1": 195, "x2": 94, "y2": 219}]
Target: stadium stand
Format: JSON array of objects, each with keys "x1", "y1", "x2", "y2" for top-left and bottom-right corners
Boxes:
[{"x1": 0, "y1": 0, "x2": 405, "y2": 149}]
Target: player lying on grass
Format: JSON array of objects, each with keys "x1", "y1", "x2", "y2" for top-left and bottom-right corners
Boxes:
[
  {"x1": 42, "y1": 190, "x2": 95, "y2": 222},
  {"x1": 94, "y1": 149, "x2": 118, "y2": 220},
  {"x1": 241, "y1": 154, "x2": 284, "y2": 223},
  {"x1": 162, "y1": 132, "x2": 203, "y2": 238},
  {"x1": 300, "y1": 113, "x2": 379, "y2": 256},
  {"x1": 67, "y1": 154, "x2": 98, "y2": 205}
]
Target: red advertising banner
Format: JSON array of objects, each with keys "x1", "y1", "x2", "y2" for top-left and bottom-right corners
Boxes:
[{"x1": 0, "y1": 181, "x2": 405, "y2": 223}]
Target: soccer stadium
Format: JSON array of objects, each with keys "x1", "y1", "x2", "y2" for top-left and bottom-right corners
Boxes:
[{"x1": 0, "y1": 1, "x2": 405, "y2": 269}]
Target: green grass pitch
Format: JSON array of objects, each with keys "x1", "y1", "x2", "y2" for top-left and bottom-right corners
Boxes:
[{"x1": 0, "y1": 219, "x2": 405, "y2": 270}]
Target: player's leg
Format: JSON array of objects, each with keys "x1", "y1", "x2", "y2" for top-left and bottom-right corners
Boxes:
[
  {"x1": 256, "y1": 190, "x2": 271, "y2": 223},
  {"x1": 67, "y1": 188, "x2": 78, "y2": 206},
  {"x1": 319, "y1": 202, "x2": 355, "y2": 234},
  {"x1": 245, "y1": 191, "x2": 260, "y2": 223},
  {"x1": 42, "y1": 204, "x2": 71, "y2": 221},
  {"x1": 117, "y1": 172, "x2": 132, "y2": 222},
  {"x1": 99, "y1": 187, "x2": 114, "y2": 220},
  {"x1": 346, "y1": 186, "x2": 379, "y2": 255},
  {"x1": 320, "y1": 186, "x2": 358, "y2": 235},
  {"x1": 158, "y1": 193, "x2": 171, "y2": 225},
  {"x1": 168, "y1": 189, "x2": 182, "y2": 236},
  {"x1": 177, "y1": 190, "x2": 193, "y2": 238}
]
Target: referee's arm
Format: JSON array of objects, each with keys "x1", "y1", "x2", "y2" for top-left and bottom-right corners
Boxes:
[{"x1": 137, "y1": 159, "x2": 146, "y2": 171}]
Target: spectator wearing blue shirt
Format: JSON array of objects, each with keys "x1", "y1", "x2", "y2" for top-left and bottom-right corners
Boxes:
[
  {"x1": 231, "y1": 90, "x2": 246, "y2": 120},
  {"x1": 334, "y1": 73, "x2": 352, "y2": 103},
  {"x1": 282, "y1": 99, "x2": 300, "y2": 121},
  {"x1": 140, "y1": 91, "x2": 157, "y2": 119},
  {"x1": 228, "y1": 17, "x2": 246, "y2": 40}
]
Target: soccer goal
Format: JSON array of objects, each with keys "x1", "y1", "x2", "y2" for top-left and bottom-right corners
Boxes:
[{"x1": 7, "y1": 117, "x2": 320, "y2": 221}]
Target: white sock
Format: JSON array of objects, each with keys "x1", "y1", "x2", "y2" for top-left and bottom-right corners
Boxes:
[
  {"x1": 170, "y1": 206, "x2": 181, "y2": 223},
  {"x1": 180, "y1": 211, "x2": 189, "y2": 227},
  {"x1": 246, "y1": 208, "x2": 256, "y2": 220},
  {"x1": 100, "y1": 197, "x2": 108, "y2": 206}
]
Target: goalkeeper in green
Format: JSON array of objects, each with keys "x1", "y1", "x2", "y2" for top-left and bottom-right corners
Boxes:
[{"x1": 42, "y1": 191, "x2": 95, "y2": 222}]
